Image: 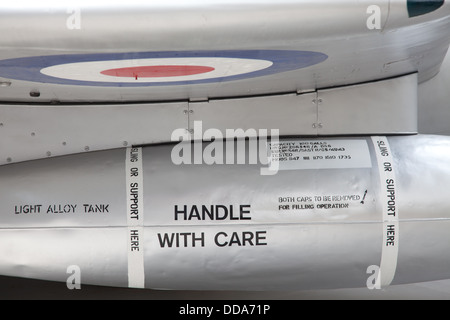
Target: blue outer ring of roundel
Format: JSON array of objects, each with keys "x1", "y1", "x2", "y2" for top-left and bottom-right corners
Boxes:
[{"x1": 0, "y1": 50, "x2": 328, "y2": 87}]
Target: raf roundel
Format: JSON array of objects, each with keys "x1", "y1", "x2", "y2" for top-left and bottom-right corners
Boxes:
[{"x1": 0, "y1": 50, "x2": 328, "y2": 87}]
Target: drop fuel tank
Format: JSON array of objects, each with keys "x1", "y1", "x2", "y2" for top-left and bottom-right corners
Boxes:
[{"x1": 0, "y1": 134, "x2": 450, "y2": 290}]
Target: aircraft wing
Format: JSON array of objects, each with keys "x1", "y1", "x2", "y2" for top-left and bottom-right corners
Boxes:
[{"x1": 0, "y1": 0, "x2": 448, "y2": 164}]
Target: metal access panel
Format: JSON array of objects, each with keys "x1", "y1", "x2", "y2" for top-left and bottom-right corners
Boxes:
[
  {"x1": 188, "y1": 92, "x2": 318, "y2": 138},
  {"x1": 188, "y1": 73, "x2": 418, "y2": 139},
  {"x1": 317, "y1": 73, "x2": 418, "y2": 135},
  {"x1": 0, "y1": 102, "x2": 188, "y2": 165},
  {"x1": 0, "y1": 74, "x2": 418, "y2": 166}
]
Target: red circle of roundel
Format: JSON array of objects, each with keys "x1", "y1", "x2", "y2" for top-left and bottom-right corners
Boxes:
[{"x1": 100, "y1": 65, "x2": 215, "y2": 78}]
